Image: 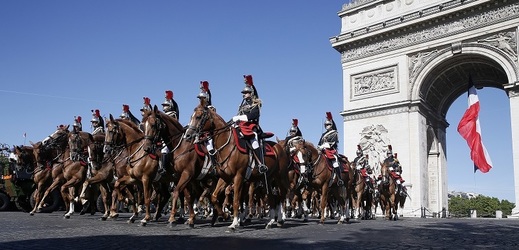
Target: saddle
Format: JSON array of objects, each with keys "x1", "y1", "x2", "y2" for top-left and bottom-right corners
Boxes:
[{"x1": 231, "y1": 127, "x2": 275, "y2": 156}]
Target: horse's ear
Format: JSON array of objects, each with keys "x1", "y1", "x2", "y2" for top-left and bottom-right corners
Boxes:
[
  {"x1": 153, "y1": 105, "x2": 159, "y2": 113},
  {"x1": 109, "y1": 114, "x2": 114, "y2": 122},
  {"x1": 64, "y1": 124, "x2": 70, "y2": 130},
  {"x1": 275, "y1": 136, "x2": 280, "y2": 143}
]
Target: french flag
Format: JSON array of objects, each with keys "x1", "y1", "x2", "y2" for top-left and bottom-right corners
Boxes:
[{"x1": 457, "y1": 76, "x2": 493, "y2": 173}]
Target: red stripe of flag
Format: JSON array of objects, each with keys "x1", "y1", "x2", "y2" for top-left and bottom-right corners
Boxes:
[{"x1": 457, "y1": 76, "x2": 493, "y2": 173}]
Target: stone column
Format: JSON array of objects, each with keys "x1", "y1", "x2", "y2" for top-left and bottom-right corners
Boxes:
[{"x1": 508, "y1": 87, "x2": 519, "y2": 216}]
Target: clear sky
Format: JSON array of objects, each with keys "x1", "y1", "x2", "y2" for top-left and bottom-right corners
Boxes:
[{"x1": 0, "y1": 1, "x2": 514, "y2": 202}]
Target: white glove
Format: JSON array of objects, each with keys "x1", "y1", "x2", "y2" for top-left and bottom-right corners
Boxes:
[
  {"x1": 232, "y1": 115, "x2": 248, "y2": 122},
  {"x1": 389, "y1": 167, "x2": 394, "y2": 171}
]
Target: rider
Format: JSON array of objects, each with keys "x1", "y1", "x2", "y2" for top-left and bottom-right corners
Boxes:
[
  {"x1": 139, "y1": 97, "x2": 152, "y2": 131},
  {"x1": 162, "y1": 90, "x2": 179, "y2": 120},
  {"x1": 157, "y1": 90, "x2": 179, "y2": 178},
  {"x1": 120, "y1": 104, "x2": 140, "y2": 126},
  {"x1": 232, "y1": 74, "x2": 267, "y2": 173},
  {"x1": 386, "y1": 146, "x2": 406, "y2": 195},
  {"x1": 353, "y1": 145, "x2": 374, "y2": 191},
  {"x1": 197, "y1": 81, "x2": 217, "y2": 166},
  {"x1": 317, "y1": 112, "x2": 343, "y2": 186},
  {"x1": 90, "y1": 109, "x2": 105, "y2": 135},
  {"x1": 72, "y1": 116, "x2": 82, "y2": 133},
  {"x1": 285, "y1": 119, "x2": 306, "y2": 180}
]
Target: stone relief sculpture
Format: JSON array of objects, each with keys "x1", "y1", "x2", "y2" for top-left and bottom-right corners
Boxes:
[
  {"x1": 409, "y1": 50, "x2": 438, "y2": 81},
  {"x1": 358, "y1": 124, "x2": 391, "y2": 176},
  {"x1": 353, "y1": 68, "x2": 396, "y2": 97},
  {"x1": 477, "y1": 32, "x2": 517, "y2": 59}
]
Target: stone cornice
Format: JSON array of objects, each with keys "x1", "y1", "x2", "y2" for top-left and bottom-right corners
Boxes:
[{"x1": 333, "y1": 1, "x2": 519, "y2": 62}]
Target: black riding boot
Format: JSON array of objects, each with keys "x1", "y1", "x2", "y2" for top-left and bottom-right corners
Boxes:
[
  {"x1": 254, "y1": 147, "x2": 267, "y2": 173},
  {"x1": 335, "y1": 167, "x2": 344, "y2": 186},
  {"x1": 159, "y1": 153, "x2": 168, "y2": 175}
]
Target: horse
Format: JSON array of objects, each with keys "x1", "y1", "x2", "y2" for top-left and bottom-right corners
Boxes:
[
  {"x1": 104, "y1": 114, "x2": 159, "y2": 226},
  {"x1": 141, "y1": 105, "x2": 218, "y2": 228},
  {"x1": 183, "y1": 98, "x2": 290, "y2": 229},
  {"x1": 378, "y1": 158, "x2": 405, "y2": 220},
  {"x1": 293, "y1": 139, "x2": 351, "y2": 224},
  {"x1": 350, "y1": 160, "x2": 376, "y2": 220},
  {"x1": 29, "y1": 125, "x2": 70, "y2": 215},
  {"x1": 58, "y1": 130, "x2": 99, "y2": 219},
  {"x1": 12, "y1": 145, "x2": 37, "y2": 212}
]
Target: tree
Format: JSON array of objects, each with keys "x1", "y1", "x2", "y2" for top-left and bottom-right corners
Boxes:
[{"x1": 448, "y1": 195, "x2": 516, "y2": 218}]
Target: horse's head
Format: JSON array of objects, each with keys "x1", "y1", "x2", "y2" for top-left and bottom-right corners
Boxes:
[
  {"x1": 380, "y1": 162, "x2": 390, "y2": 185},
  {"x1": 68, "y1": 131, "x2": 91, "y2": 162},
  {"x1": 184, "y1": 100, "x2": 215, "y2": 143},
  {"x1": 31, "y1": 141, "x2": 52, "y2": 169},
  {"x1": 42, "y1": 124, "x2": 70, "y2": 148},
  {"x1": 141, "y1": 105, "x2": 166, "y2": 152},
  {"x1": 104, "y1": 114, "x2": 124, "y2": 154},
  {"x1": 13, "y1": 145, "x2": 35, "y2": 171}
]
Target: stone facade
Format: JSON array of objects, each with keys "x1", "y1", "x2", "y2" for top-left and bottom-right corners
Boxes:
[{"x1": 331, "y1": 0, "x2": 519, "y2": 217}]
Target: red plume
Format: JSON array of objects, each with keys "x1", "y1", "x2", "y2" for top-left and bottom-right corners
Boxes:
[
  {"x1": 394, "y1": 153, "x2": 398, "y2": 158},
  {"x1": 94, "y1": 109, "x2": 100, "y2": 117},
  {"x1": 77, "y1": 116, "x2": 82, "y2": 123},
  {"x1": 123, "y1": 104, "x2": 129, "y2": 112},
  {"x1": 165, "y1": 90, "x2": 173, "y2": 100},
  {"x1": 388, "y1": 145, "x2": 392, "y2": 150},
  {"x1": 200, "y1": 81, "x2": 209, "y2": 91},
  {"x1": 326, "y1": 112, "x2": 333, "y2": 121},
  {"x1": 244, "y1": 75, "x2": 253, "y2": 86},
  {"x1": 357, "y1": 145, "x2": 361, "y2": 150},
  {"x1": 143, "y1": 97, "x2": 150, "y2": 105},
  {"x1": 292, "y1": 119, "x2": 298, "y2": 127}
]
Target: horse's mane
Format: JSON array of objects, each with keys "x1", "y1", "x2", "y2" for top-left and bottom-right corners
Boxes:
[
  {"x1": 116, "y1": 118, "x2": 142, "y2": 133},
  {"x1": 157, "y1": 111, "x2": 184, "y2": 132}
]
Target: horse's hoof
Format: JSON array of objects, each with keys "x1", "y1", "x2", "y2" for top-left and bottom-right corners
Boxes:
[
  {"x1": 218, "y1": 216, "x2": 224, "y2": 222},
  {"x1": 188, "y1": 223, "x2": 194, "y2": 229},
  {"x1": 139, "y1": 221, "x2": 147, "y2": 227},
  {"x1": 29, "y1": 212, "x2": 34, "y2": 216},
  {"x1": 64, "y1": 215, "x2": 71, "y2": 219},
  {"x1": 128, "y1": 219, "x2": 135, "y2": 224},
  {"x1": 276, "y1": 221, "x2": 284, "y2": 227},
  {"x1": 100, "y1": 217, "x2": 107, "y2": 221},
  {"x1": 176, "y1": 217, "x2": 185, "y2": 224},
  {"x1": 168, "y1": 221, "x2": 177, "y2": 228}
]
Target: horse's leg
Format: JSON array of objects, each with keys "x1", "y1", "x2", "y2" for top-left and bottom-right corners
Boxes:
[
  {"x1": 228, "y1": 175, "x2": 244, "y2": 230},
  {"x1": 61, "y1": 178, "x2": 77, "y2": 219},
  {"x1": 37, "y1": 178, "x2": 62, "y2": 213},
  {"x1": 98, "y1": 183, "x2": 110, "y2": 220},
  {"x1": 139, "y1": 177, "x2": 152, "y2": 226},
  {"x1": 30, "y1": 180, "x2": 47, "y2": 215},
  {"x1": 109, "y1": 177, "x2": 130, "y2": 219},
  {"x1": 319, "y1": 185, "x2": 329, "y2": 224},
  {"x1": 246, "y1": 182, "x2": 255, "y2": 223},
  {"x1": 210, "y1": 178, "x2": 228, "y2": 226}
]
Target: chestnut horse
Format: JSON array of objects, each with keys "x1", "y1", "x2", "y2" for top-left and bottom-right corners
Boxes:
[
  {"x1": 294, "y1": 140, "x2": 352, "y2": 224},
  {"x1": 378, "y1": 159, "x2": 405, "y2": 220},
  {"x1": 29, "y1": 125, "x2": 70, "y2": 215},
  {"x1": 183, "y1": 98, "x2": 290, "y2": 229},
  {"x1": 142, "y1": 105, "x2": 217, "y2": 228},
  {"x1": 104, "y1": 115, "x2": 159, "y2": 226}
]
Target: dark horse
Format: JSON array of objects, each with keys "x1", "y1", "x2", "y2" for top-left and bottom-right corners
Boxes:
[
  {"x1": 30, "y1": 125, "x2": 70, "y2": 215},
  {"x1": 141, "y1": 105, "x2": 218, "y2": 228},
  {"x1": 183, "y1": 98, "x2": 290, "y2": 229},
  {"x1": 378, "y1": 158, "x2": 406, "y2": 220},
  {"x1": 294, "y1": 140, "x2": 352, "y2": 224},
  {"x1": 104, "y1": 115, "x2": 159, "y2": 226}
]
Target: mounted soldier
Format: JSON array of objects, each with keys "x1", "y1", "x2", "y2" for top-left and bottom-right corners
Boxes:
[
  {"x1": 354, "y1": 145, "x2": 374, "y2": 191},
  {"x1": 157, "y1": 90, "x2": 179, "y2": 178},
  {"x1": 232, "y1": 74, "x2": 267, "y2": 173},
  {"x1": 197, "y1": 81, "x2": 217, "y2": 166},
  {"x1": 120, "y1": 104, "x2": 140, "y2": 126},
  {"x1": 162, "y1": 90, "x2": 179, "y2": 120},
  {"x1": 285, "y1": 119, "x2": 306, "y2": 181},
  {"x1": 72, "y1": 116, "x2": 82, "y2": 133},
  {"x1": 317, "y1": 112, "x2": 343, "y2": 186},
  {"x1": 90, "y1": 109, "x2": 105, "y2": 135}
]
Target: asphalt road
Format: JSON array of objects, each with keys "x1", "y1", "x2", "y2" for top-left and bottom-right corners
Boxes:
[{"x1": 0, "y1": 211, "x2": 518, "y2": 250}]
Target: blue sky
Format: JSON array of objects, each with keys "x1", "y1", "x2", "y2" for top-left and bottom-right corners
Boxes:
[{"x1": 0, "y1": 1, "x2": 514, "y2": 202}]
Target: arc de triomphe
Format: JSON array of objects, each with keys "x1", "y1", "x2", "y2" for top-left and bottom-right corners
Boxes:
[{"x1": 330, "y1": 0, "x2": 519, "y2": 216}]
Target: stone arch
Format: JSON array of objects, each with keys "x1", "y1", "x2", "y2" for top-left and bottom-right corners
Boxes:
[{"x1": 411, "y1": 44, "x2": 517, "y2": 118}]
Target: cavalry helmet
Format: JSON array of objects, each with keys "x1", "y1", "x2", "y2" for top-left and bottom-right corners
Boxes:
[
  {"x1": 356, "y1": 145, "x2": 363, "y2": 157},
  {"x1": 140, "y1": 97, "x2": 152, "y2": 112},
  {"x1": 162, "y1": 90, "x2": 174, "y2": 107},
  {"x1": 73, "y1": 116, "x2": 82, "y2": 128},
  {"x1": 91, "y1": 109, "x2": 101, "y2": 123}
]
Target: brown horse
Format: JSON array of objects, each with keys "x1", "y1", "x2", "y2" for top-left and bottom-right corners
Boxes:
[
  {"x1": 378, "y1": 158, "x2": 405, "y2": 220},
  {"x1": 294, "y1": 140, "x2": 352, "y2": 224},
  {"x1": 104, "y1": 114, "x2": 159, "y2": 226},
  {"x1": 141, "y1": 105, "x2": 217, "y2": 228},
  {"x1": 29, "y1": 125, "x2": 70, "y2": 215},
  {"x1": 183, "y1": 98, "x2": 290, "y2": 229}
]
